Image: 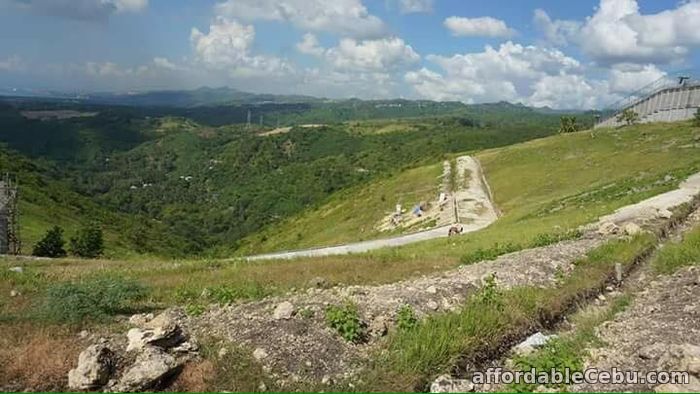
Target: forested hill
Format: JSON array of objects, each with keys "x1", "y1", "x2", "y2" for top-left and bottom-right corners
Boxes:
[{"x1": 0, "y1": 98, "x2": 589, "y2": 257}]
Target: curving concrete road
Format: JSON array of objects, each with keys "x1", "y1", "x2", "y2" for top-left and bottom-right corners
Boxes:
[{"x1": 246, "y1": 155, "x2": 498, "y2": 261}]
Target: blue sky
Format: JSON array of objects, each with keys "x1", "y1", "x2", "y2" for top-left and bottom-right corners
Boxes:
[{"x1": 1, "y1": 0, "x2": 699, "y2": 109}]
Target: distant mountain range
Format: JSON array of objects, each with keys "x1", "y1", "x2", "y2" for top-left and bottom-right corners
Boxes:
[
  {"x1": 0, "y1": 86, "x2": 593, "y2": 113},
  {"x1": 0, "y1": 86, "x2": 321, "y2": 107}
]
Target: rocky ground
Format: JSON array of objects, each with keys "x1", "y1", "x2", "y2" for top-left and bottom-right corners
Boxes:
[
  {"x1": 188, "y1": 236, "x2": 602, "y2": 388},
  {"x1": 572, "y1": 265, "x2": 700, "y2": 392},
  {"x1": 473, "y1": 206, "x2": 700, "y2": 393}
]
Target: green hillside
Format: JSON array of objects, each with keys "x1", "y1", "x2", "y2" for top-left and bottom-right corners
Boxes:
[
  {"x1": 372, "y1": 121, "x2": 700, "y2": 260},
  {"x1": 240, "y1": 121, "x2": 700, "y2": 259},
  {"x1": 0, "y1": 100, "x2": 568, "y2": 258}
]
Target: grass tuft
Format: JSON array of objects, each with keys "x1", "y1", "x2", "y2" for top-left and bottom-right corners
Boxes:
[
  {"x1": 37, "y1": 276, "x2": 147, "y2": 323},
  {"x1": 652, "y1": 224, "x2": 700, "y2": 273}
]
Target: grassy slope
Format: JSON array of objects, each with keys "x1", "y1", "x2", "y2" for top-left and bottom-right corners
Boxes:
[
  {"x1": 238, "y1": 121, "x2": 700, "y2": 258},
  {"x1": 369, "y1": 121, "x2": 700, "y2": 261},
  {"x1": 6, "y1": 121, "x2": 696, "y2": 308},
  {"x1": 236, "y1": 162, "x2": 443, "y2": 254}
]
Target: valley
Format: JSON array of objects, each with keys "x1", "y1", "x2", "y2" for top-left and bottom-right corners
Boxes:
[{"x1": 1, "y1": 93, "x2": 699, "y2": 393}]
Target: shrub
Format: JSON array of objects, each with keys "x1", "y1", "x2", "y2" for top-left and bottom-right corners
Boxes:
[
  {"x1": 475, "y1": 272, "x2": 502, "y2": 309},
  {"x1": 616, "y1": 109, "x2": 640, "y2": 126},
  {"x1": 32, "y1": 226, "x2": 67, "y2": 258},
  {"x1": 694, "y1": 108, "x2": 700, "y2": 127},
  {"x1": 325, "y1": 301, "x2": 363, "y2": 342},
  {"x1": 396, "y1": 305, "x2": 418, "y2": 331},
  {"x1": 509, "y1": 339, "x2": 583, "y2": 392},
  {"x1": 558, "y1": 116, "x2": 578, "y2": 133},
  {"x1": 69, "y1": 223, "x2": 104, "y2": 258},
  {"x1": 39, "y1": 276, "x2": 147, "y2": 323}
]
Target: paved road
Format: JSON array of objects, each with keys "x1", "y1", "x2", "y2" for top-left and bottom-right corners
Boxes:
[{"x1": 246, "y1": 155, "x2": 497, "y2": 261}]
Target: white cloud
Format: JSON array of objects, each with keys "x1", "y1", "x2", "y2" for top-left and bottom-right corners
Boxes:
[
  {"x1": 152, "y1": 57, "x2": 178, "y2": 71},
  {"x1": 86, "y1": 62, "x2": 127, "y2": 77},
  {"x1": 608, "y1": 63, "x2": 666, "y2": 93},
  {"x1": 538, "y1": 0, "x2": 700, "y2": 65},
  {"x1": 296, "y1": 33, "x2": 324, "y2": 56},
  {"x1": 325, "y1": 37, "x2": 420, "y2": 71},
  {"x1": 532, "y1": 9, "x2": 580, "y2": 46},
  {"x1": 190, "y1": 17, "x2": 292, "y2": 77},
  {"x1": 215, "y1": 0, "x2": 386, "y2": 38},
  {"x1": 404, "y1": 42, "x2": 617, "y2": 108},
  {"x1": 444, "y1": 16, "x2": 516, "y2": 38},
  {"x1": 396, "y1": 0, "x2": 433, "y2": 14},
  {"x1": 527, "y1": 74, "x2": 617, "y2": 109}
]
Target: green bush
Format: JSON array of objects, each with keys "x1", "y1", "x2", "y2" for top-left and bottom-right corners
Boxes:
[
  {"x1": 530, "y1": 229, "x2": 582, "y2": 248},
  {"x1": 32, "y1": 226, "x2": 67, "y2": 258},
  {"x1": 396, "y1": 305, "x2": 418, "y2": 331},
  {"x1": 185, "y1": 303, "x2": 206, "y2": 317},
  {"x1": 475, "y1": 272, "x2": 503, "y2": 308},
  {"x1": 326, "y1": 301, "x2": 363, "y2": 342},
  {"x1": 205, "y1": 283, "x2": 271, "y2": 305},
  {"x1": 70, "y1": 223, "x2": 105, "y2": 258},
  {"x1": 39, "y1": 276, "x2": 147, "y2": 323},
  {"x1": 509, "y1": 338, "x2": 583, "y2": 392}
]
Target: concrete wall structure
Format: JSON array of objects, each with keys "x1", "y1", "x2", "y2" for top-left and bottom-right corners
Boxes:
[{"x1": 595, "y1": 76, "x2": 700, "y2": 129}]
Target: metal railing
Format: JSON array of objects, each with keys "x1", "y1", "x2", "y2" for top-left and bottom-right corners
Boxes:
[{"x1": 596, "y1": 70, "x2": 700, "y2": 125}]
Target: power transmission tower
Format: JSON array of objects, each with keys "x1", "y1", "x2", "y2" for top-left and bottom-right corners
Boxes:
[
  {"x1": 247, "y1": 109, "x2": 251, "y2": 128},
  {"x1": 0, "y1": 174, "x2": 20, "y2": 255}
]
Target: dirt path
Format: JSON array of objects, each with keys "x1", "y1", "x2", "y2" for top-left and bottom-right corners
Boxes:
[{"x1": 246, "y1": 155, "x2": 498, "y2": 261}]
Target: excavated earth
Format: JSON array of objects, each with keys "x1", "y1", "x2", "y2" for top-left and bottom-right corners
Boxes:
[{"x1": 188, "y1": 237, "x2": 602, "y2": 388}]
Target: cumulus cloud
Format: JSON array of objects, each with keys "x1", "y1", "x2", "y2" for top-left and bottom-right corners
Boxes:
[
  {"x1": 396, "y1": 0, "x2": 433, "y2": 14},
  {"x1": 532, "y1": 9, "x2": 580, "y2": 46},
  {"x1": 190, "y1": 18, "x2": 292, "y2": 77},
  {"x1": 608, "y1": 63, "x2": 666, "y2": 93},
  {"x1": 527, "y1": 74, "x2": 617, "y2": 109},
  {"x1": 215, "y1": 0, "x2": 386, "y2": 38},
  {"x1": 444, "y1": 16, "x2": 516, "y2": 38},
  {"x1": 537, "y1": 0, "x2": 700, "y2": 65},
  {"x1": 296, "y1": 33, "x2": 324, "y2": 56},
  {"x1": 325, "y1": 37, "x2": 420, "y2": 71},
  {"x1": 403, "y1": 41, "x2": 618, "y2": 108},
  {"x1": 152, "y1": 57, "x2": 178, "y2": 71},
  {"x1": 7, "y1": 0, "x2": 147, "y2": 21}
]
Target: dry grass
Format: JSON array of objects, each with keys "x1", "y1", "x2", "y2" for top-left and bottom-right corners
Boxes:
[
  {"x1": 0, "y1": 323, "x2": 81, "y2": 391},
  {"x1": 168, "y1": 360, "x2": 216, "y2": 392}
]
